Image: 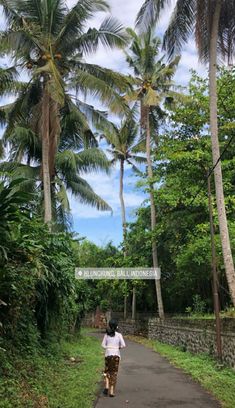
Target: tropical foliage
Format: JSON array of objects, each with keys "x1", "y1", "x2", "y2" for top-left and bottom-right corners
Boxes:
[
  {"x1": 125, "y1": 28, "x2": 179, "y2": 317},
  {"x1": 0, "y1": 0, "x2": 130, "y2": 224},
  {"x1": 125, "y1": 69, "x2": 235, "y2": 313},
  {"x1": 0, "y1": 2, "x2": 235, "y2": 405},
  {"x1": 136, "y1": 0, "x2": 235, "y2": 307}
]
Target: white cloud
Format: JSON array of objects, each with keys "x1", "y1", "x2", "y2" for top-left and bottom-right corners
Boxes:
[
  {"x1": 70, "y1": 169, "x2": 145, "y2": 219},
  {"x1": 67, "y1": 0, "x2": 207, "y2": 224},
  {"x1": 73, "y1": 0, "x2": 206, "y2": 88},
  {"x1": 0, "y1": 0, "x2": 208, "y2": 231}
]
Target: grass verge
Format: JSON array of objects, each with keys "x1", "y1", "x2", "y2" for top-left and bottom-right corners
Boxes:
[
  {"x1": 128, "y1": 335, "x2": 235, "y2": 408},
  {"x1": 0, "y1": 329, "x2": 103, "y2": 408}
]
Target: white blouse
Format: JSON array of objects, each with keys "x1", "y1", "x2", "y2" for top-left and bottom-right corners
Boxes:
[{"x1": 102, "y1": 332, "x2": 126, "y2": 358}]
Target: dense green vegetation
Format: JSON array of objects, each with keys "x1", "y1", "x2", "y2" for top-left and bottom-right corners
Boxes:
[
  {"x1": 124, "y1": 69, "x2": 235, "y2": 313},
  {"x1": 0, "y1": 0, "x2": 235, "y2": 406},
  {"x1": 0, "y1": 177, "x2": 88, "y2": 352},
  {"x1": 0, "y1": 330, "x2": 103, "y2": 408},
  {"x1": 73, "y1": 69, "x2": 235, "y2": 316}
]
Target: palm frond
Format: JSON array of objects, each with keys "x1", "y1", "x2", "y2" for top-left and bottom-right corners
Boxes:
[
  {"x1": 55, "y1": 0, "x2": 109, "y2": 52},
  {"x1": 0, "y1": 0, "x2": 24, "y2": 26},
  {"x1": 65, "y1": 174, "x2": 111, "y2": 211},
  {"x1": 0, "y1": 66, "x2": 18, "y2": 96},
  {"x1": 74, "y1": 99, "x2": 115, "y2": 134},
  {"x1": 56, "y1": 150, "x2": 78, "y2": 175},
  {"x1": 56, "y1": 178, "x2": 71, "y2": 212},
  {"x1": 72, "y1": 65, "x2": 130, "y2": 114},
  {"x1": 5, "y1": 126, "x2": 40, "y2": 162},
  {"x1": 163, "y1": 0, "x2": 196, "y2": 59},
  {"x1": 70, "y1": 16, "x2": 128, "y2": 56},
  {"x1": 136, "y1": 0, "x2": 171, "y2": 32},
  {"x1": 0, "y1": 161, "x2": 40, "y2": 193},
  {"x1": 72, "y1": 61, "x2": 131, "y2": 93},
  {"x1": 127, "y1": 159, "x2": 144, "y2": 175},
  {"x1": 75, "y1": 148, "x2": 111, "y2": 174},
  {"x1": 129, "y1": 154, "x2": 147, "y2": 164},
  {"x1": 3, "y1": 79, "x2": 42, "y2": 142},
  {"x1": 218, "y1": 0, "x2": 235, "y2": 63},
  {"x1": 56, "y1": 148, "x2": 110, "y2": 176},
  {"x1": 60, "y1": 98, "x2": 97, "y2": 150}
]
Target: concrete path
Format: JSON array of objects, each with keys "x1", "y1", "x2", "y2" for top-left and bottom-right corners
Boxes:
[{"x1": 94, "y1": 335, "x2": 221, "y2": 408}]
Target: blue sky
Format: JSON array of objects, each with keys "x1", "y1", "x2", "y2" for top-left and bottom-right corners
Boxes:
[
  {"x1": 0, "y1": 0, "x2": 206, "y2": 246},
  {"x1": 68, "y1": 0, "x2": 206, "y2": 246}
]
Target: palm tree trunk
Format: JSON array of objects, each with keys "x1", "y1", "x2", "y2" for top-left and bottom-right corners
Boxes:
[
  {"x1": 42, "y1": 81, "x2": 52, "y2": 225},
  {"x1": 132, "y1": 286, "x2": 136, "y2": 320},
  {"x1": 119, "y1": 159, "x2": 130, "y2": 319},
  {"x1": 145, "y1": 106, "x2": 164, "y2": 319},
  {"x1": 120, "y1": 159, "x2": 127, "y2": 245},
  {"x1": 209, "y1": 0, "x2": 235, "y2": 306},
  {"x1": 124, "y1": 292, "x2": 127, "y2": 320},
  {"x1": 120, "y1": 159, "x2": 136, "y2": 319},
  {"x1": 49, "y1": 100, "x2": 61, "y2": 180}
]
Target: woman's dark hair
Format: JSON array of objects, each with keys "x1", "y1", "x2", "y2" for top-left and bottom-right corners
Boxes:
[{"x1": 106, "y1": 319, "x2": 118, "y2": 337}]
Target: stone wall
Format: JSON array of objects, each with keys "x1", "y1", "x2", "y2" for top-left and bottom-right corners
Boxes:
[
  {"x1": 81, "y1": 309, "x2": 111, "y2": 329},
  {"x1": 117, "y1": 319, "x2": 148, "y2": 337},
  {"x1": 148, "y1": 318, "x2": 235, "y2": 369}
]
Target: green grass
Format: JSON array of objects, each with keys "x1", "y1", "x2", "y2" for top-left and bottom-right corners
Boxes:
[
  {"x1": 128, "y1": 335, "x2": 235, "y2": 408},
  {"x1": 171, "y1": 311, "x2": 235, "y2": 320},
  {"x1": 0, "y1": 329, "x2": 104, "y2": 408}
]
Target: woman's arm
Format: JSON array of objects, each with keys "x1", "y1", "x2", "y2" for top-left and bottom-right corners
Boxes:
[
  {"x1": 101, "y1": 334, "x2": 108, "y2": 349},
  {"x1": 119, "y1": 334, "x2": 126, "y2": 349}
]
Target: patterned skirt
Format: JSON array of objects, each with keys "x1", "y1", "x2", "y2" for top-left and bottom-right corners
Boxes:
[{"x1": 104, "y1": 355, "x2": 120, "y2": 386}]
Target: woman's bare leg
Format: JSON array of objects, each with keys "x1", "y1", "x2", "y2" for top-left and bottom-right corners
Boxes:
[
  {"x1": 105, "y1": 376, "x2": 109, "y2": 389},
  {"x1": 110, "y1": 385, "x2": 114, "y2": 396}
]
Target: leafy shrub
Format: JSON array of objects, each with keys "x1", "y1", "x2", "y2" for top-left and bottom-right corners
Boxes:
[{"x1": 0, "y1": 179, "x2": 86, "y2": 355}]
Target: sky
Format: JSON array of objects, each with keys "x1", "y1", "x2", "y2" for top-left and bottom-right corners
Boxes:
[
  {"x1": 68, "y1": 0, "x2": 206, "y2": 246},
  {"x1": 0, "y1": 0, "x2": 206, "y2": 247}
]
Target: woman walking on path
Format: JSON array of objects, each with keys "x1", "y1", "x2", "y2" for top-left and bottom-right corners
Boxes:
[{"x1": 102, "y1": 319, "x2": 126, "y2": 397}]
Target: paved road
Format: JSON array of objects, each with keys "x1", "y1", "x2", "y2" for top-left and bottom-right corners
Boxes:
[{"x1": 94, "y1": 334, "x2": 221, "y2": 408}]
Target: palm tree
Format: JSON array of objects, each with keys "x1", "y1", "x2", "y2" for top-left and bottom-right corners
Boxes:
[
  {"x1": 125, "y1": 29, "x2": 179, "y2": 318},
  {"x1": 1, "y1": 0, "x2": 129, "y2": 225},
  {"x1": 105, "y1": 114, "x2": 145, "y2": 244},
  {"x1": 104, "y1": 112, "x2": 146, "y2": 319},
  {"x1": 136, "y1": 0, "x2": 235, "y2": 306},
  {"x1": 1, "y1": 103, "x2": 112, "y2": 230},
  {"x1": 0, "y1": 148, "x2": 112, "y2": 230}
]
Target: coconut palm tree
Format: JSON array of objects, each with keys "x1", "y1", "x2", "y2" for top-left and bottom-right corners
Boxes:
[
  {"x1": 105, "y1": 115, "x2": 145, "y2": 244},
  {"x1": 125, "y1": 29, "x2": 179, "y2": 318},
  {"x1": 1, "y1": 0, "x2": 130, "y2": 226},
  {"x1": 1, "y1": 99, "x2": 112, "y2": 230},
  {"x1": 136, "y1": 0, "x2": 235, "y2": 306},
  {"x1": 104, "y1": 112, "x2": 146, "y2": 319},
  {"x1": 0, "y1": 147, "x2": 112, "y2": 231}
]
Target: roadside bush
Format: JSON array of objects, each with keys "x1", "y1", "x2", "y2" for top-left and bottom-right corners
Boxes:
[{"x1": 0, "y1": 179, "x2": 84, "y2": 357}]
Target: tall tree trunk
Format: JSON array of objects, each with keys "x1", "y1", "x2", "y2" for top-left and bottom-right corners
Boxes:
[
  {"x1": 42, "y1": 82, "x2": 52, "y2": 225},
  {"x1": 132, "y1": 286, "x2": 136, "y2": 320},
  {"x1": 124, "y1": 292, "x2": 127, "y2": 320},
  {"x1": 120, "y1": 159, "x2": 127, "y2": 246},
  {"x1": 209, "y1": 0, "x2": 235, "y2": 305},
  {"x1": 119, "y1": 159, "x2": 130, "y2": 319},
  {"x1": 145, "y1": 107, "x2": 164, "y2": 318},
  {"x1": 120, "y1": 159, "x2": 136, "y2": 319},
  {"x1": 49, "y1": 100, "x2": 61, "y2": 220},
  {"x1": 49, "y1": 100, "x2": 61, "y2": 180}
]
